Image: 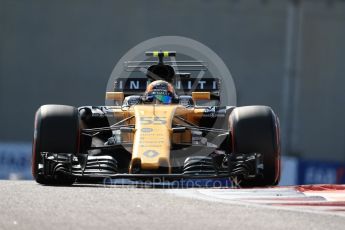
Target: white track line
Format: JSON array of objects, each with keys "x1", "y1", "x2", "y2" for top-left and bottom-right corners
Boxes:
[{"x1": 168, "y1": 186, "x2": 345, "y2": 217}]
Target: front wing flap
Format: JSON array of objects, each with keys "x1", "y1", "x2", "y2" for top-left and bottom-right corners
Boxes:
[{"x1": 38, "y1": 152, "x2": 263, "y2": 181}]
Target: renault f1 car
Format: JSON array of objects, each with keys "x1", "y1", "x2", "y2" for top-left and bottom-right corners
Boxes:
[{"x1": 32, "y1": 51, "x2": 281, "y2": 187}]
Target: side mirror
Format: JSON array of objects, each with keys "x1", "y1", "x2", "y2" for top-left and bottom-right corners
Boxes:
[
  {"x1": 106, "y1": 92, "x2": 124, "y2": 101},
  {"x1": 192, "y1": 92, "x2": 210, "y2": 101}
]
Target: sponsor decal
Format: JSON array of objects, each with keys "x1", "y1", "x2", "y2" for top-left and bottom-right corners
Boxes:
[
  {"x1": 298, "y1": 159, "x2": 345, "y2": 184},
  {"x1": 143, "y1": 150, "x2": 159, "y2": 158},
  {"x1": 141, "y1": 128, "x2": 153, "y2": 132},
  {"x1": 0, "y1": 143, "x2": 32, "y2": 180},
  {"x1": 114, "y1": 78, "x2": 219, "y2": 91}
]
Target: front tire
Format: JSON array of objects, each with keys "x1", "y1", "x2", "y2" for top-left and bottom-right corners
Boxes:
[
  {"x1": 32, "y1": 105, "x2": 80, "y2": 185},
  {"x1": 229, "y1": 106, "x2": 281, "y2": 187}
]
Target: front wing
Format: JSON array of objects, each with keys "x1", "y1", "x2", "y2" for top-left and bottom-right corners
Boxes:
[{"x1": 38, "y1": 151, "x2": 263, "y2": 181}]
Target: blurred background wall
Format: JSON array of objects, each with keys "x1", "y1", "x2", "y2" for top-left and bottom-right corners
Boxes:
[{"x1": 1, "y1": 0, "x2": 345, "y2": 164}]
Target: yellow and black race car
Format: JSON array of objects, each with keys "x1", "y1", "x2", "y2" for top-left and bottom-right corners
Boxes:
[{"x1": 32, "y1": 51, "x2": 280, "y2": 187}]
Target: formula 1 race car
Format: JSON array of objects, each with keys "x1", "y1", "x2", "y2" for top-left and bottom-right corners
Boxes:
[{"x1": 32, "y1": 51, "x2": 281, "y2": 187}]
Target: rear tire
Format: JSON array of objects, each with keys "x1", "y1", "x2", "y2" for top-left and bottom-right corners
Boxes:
[
  {"x1": 32, "y1": 105, "x2": 80, "y2": 185},
  {"x1": 229, "y1": 106, "x2": 280, "y2": 187}
]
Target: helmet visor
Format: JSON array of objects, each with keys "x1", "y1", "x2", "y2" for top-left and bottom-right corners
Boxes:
[{"x1": 153, "y1": 94, "x2": 172, "y2": 104}]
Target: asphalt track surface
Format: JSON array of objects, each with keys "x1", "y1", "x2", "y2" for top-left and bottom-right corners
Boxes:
[{"x1": 1, "y1": 181, "x2": 345, "y2": 230}]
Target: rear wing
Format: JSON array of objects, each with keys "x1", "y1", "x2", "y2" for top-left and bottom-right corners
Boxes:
[
  {"x1": 110, "y1": 51, "x2": 221, "y2": 104},
  {"x1": 125, "y1": 51, "x2": 207, "y2": 72},
  {"x1": 124, "y1": 60, "x2": 208, "y2": 72}
]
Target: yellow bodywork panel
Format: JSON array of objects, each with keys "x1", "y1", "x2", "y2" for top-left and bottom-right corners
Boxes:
[
  {"x1": 110, "y1": 104, "x2": 207, "y2": 173},
  {"x1": 105, "y1": 92, "x2": 124, "y2": 101},
  {"x1": 130, "y1": 105, "x2": 179, "y2": 172},
  {"x1": 192, "y1": 92, "x2": 210, "y2": 101}
]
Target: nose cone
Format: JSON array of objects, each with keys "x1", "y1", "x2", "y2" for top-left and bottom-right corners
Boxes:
[{"x1": 130, "y1": 105, "x2": 178, "y2": 173}]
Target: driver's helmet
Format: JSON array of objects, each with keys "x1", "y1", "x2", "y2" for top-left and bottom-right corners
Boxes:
[{"x1": 144, "y1": 80, "x2": 176, "y2": 104}]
